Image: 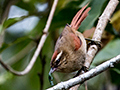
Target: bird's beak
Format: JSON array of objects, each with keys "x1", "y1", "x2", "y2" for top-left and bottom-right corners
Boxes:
[
  {"x1": 48, "y1": 68, "x2": 57, "y2": 86},
  {"x1": 49, "y1": 68, "x2": 56, "y2": 74}
]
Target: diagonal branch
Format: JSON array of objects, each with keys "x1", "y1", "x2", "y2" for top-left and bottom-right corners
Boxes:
[
  {"x1": 0, "y1": 0, "x2": 59, "y2": 76},
  {"x1": 47, "y1": 54, "x2": 120, "y2": 90},
  {"x1": 84, "y1": 0, "x2": 119, "y2": 69}
]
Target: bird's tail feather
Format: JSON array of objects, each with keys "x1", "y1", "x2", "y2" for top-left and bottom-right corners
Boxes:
[{"x1": 70, "y1": 4, "x2": 91, "y2": 30}]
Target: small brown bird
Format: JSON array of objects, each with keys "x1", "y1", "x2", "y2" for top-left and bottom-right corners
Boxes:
[{"x1": 49, "y1": 4, "x2": 91, "y2": 74}]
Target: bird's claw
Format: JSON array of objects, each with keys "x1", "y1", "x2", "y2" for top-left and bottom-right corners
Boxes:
[{"x1": 85, "y1": 38, "x2": 101, "y2": 48}]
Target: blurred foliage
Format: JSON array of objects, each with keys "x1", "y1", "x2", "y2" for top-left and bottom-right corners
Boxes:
[{"x1": 0, "y1": 0, "x2": 120, "y2": 90}]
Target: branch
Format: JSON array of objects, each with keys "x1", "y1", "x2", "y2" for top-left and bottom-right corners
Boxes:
[
  {"x1": 0, "y1": 0, "x2": 59, "y2": 76},
  {"x1": 47, "y1": 54, "x2": 120, "y2": 90},
  {"x1": 84, "y1": 0, "x2": 119, "y2": 68}
]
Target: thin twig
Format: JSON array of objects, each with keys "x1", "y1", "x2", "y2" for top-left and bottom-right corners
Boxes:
[
  {"x1": 0, "y1": 0, "x2": 59, "y2": 76},
  {"x1": 47, "y1": 54, "x2": 120, "y2": 90},
  {"x1": 38, "y1": 54, "x2": 46, "y2": 90}
]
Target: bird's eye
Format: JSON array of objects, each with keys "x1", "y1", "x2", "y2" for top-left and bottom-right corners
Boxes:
[{"x1": 55, "y1": 59, "x2": 60, "y2": 65}]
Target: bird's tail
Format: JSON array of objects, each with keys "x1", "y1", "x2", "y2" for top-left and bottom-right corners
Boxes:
[{"x1": 70, "y1": 4, "x2": 91, "y2": 30}]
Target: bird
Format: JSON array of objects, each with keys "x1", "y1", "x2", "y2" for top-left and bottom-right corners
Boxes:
[{"x1": 49, "y1": 4, "x2": 91, "y2": 74}]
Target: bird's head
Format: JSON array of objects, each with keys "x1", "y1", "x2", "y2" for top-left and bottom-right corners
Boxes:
[{"x1": 49, "y1": 50, "x2": 68, "y2": 74}]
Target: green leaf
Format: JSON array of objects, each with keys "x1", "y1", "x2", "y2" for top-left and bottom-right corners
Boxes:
[
  {"x1": 112, "y1": 68, "x2": 120, "y2": 74},
  {"x1": 0, "y1": 16, "x2": 27, "y2": 33},
  {"x1": 79, "y1": 0, "x2": 108, "y2": 32},
  {"x1": 93, "y1": 38, "x2": 120, "y2": 65},
  {"x1": 0, "y1": 38, "x2": 36, "y2": 67},
  {"x1": 3, "y1": 17, "x2": 21, "y2": 28},
  {"x1": 110, "y1": 63, "x2": 120, "y2": 85},
  {"x1": 4, "y1": 16, "x2": 27, "y2": 28}
]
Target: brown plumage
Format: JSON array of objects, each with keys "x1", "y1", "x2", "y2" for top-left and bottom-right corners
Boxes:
[{"x1": 49, "y1": 4, "x2": 91, "y2": 73}]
